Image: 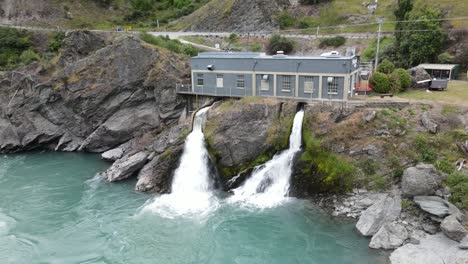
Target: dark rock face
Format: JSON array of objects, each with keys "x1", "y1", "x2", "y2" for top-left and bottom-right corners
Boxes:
[
  {"x1": 180, "y1": 0, "x2": 290, "y2": 32},
  {"x1": 57, "y1": 31, "x2": 106, "y2": 67},
  {"x1": 205, "y1": 101, "x2": 280, "y2": 168},
  {"x1": 0, "y1": 33, "x2": 189, "y2": 154}
]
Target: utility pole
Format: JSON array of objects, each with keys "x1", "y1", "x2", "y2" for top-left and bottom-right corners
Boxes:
[{"x1": 374, "y1": 17, "x2": 383, "y2": 72}]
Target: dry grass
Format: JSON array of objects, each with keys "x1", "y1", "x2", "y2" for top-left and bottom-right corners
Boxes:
[{"x1": 396, "y1": 81, "x2": 468, "y2": 106}]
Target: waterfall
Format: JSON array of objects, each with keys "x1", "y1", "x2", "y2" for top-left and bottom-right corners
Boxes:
[
  {"x1": 229, "y1": 110, "x2": 305, "y2": 208},
  {"x1": 142, "y1": 107, "x2": 218, "y2": 218}
]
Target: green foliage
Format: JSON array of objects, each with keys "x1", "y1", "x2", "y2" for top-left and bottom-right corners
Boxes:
[
  {"x1": 228, "y1": 33, "x2": 238, "y2": 44},
  {"x1": 140, "y1": 32, "x2": 198, "y2": 56},
  {"x1": 434, "y1": 159, "x2": 455, "y2": 174},
  {"x1": 250, "y1": 43, "x2": 262, "y2": 52},
  {"x1": 437, "y1": 52, "x2": 455, "y2": 64},
  {"x1": 389, "y1": 71, "x2": 402, "y2": 94},
  {"x1": 369, "y1": 72, "x2": 391, "y2": 93},
  {"x1": 392, "y1": 168, "x2": 404, "y2": 179},
  {"x1": 394, "y1": 0, "x2": 414, "y2": 44},
  {"x1": 319, "y1": 36, "x2": 346, "y2": 48},
  {"x1": 300, "y1": 129, "x2": 356, "y2": 193},
  {"x1": 361, "y1": 37, "x2": 395, "y2": 62},
  {"x1": 369, "y1": 175, "x2": 387, "y2": 191},
  {"x1": 0, "y1": 27, "x2": 33, "y2": 70},
  {"x1": 278, "y1": 12, "x2": 297, "y2": 30},
  {"x1": 397, "y1": 4, "x2": 446, "y2": 67},
  {"x1": 266, "y1": 34, "x2": 296, "y2": 55},
  {"x1": 414, "y1": 134, "x2": 437, "y2": 163},
  {"x1": 358, "y1": 158, "x2": 379, "y2": 176},
  {"x1": 19, "y1": 49, "x2": 40, "y2": 65},
  {"x1": 393, "y1": 68, "x2": 411, "y2": 90},
  {"x1": 446, "y1": 173, "x2": 468, "y2": 210},
  {"x1": 377, "y1": 59, "x2": 395, "y2": 74},
  {"x1": 401, "y1": 199, "x2": 410, "y2": 209},
  {"x1": 48, "y1": 32, "x2": 66, "y2": 52}
]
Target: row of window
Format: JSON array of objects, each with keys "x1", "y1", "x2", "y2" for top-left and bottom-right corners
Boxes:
[{"x1": 196, "y1": 74, "x2": 339, "y2": 94}]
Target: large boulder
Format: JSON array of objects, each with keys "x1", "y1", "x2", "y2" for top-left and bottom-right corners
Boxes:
[
  {"x1": 401, "y1": 164, "x2": 446, "y2": 197},
  {"x1": 104, "y1": 152, "x2": 149, "y2": 182},
  {"x1": 204, "y1": 99, "x2": 295, "y2": 176},
  {"x1": 101, "y1": 147, "x2": 124, "y2": 162},
  {"x1": 407, "y1": 67, "x2": 431, "y2": 88},
  {"x1": 356, "y1": 191, "x2": 401, "y2": 236},
  {"x1": 414, "y1": 196, "x2": 461, "y2": 218},
  {"x1": 390, "y1": 233, "x2": 468, "y2": 264},
  {"x1": 441, "y1": 214, "x2": 467, "y2": 242},
  {"x1": 369, "y1": 222, "x2": 408, "y2": 249}
]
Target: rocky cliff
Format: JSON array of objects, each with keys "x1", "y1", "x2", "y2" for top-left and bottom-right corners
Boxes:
[{"x1": 0, "y1": 31, "x2": 190, "y2": 154}]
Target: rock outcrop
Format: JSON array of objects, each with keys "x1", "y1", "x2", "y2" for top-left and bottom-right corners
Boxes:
[
  {"x1": 407, "y1": 67, "x2": 431, "y2": 88},
  {"x1": 401, "y1": 164, "x2": 445, "y2": 197},
  {"x1": 421, "y1": 112, "x2": 438, "y2": 134},
  {"x1": 177, "y1": 0, "x2": 290, "y2": 32},
  {"x1": 0, "y1": 32, "x2": 189, "y2": 154},
  {"x1": 413, "y1": 196, "x2": 460, "y2": 218},
  {"x1": 104, "y1": 151, "x2": 149, "y2": 182},
  {"x1": 390, "y1": 233, "x2": 468, "y2": 264},
  {"x1": 356, "y1": 191, "x2": 401, "y2": 236},
  {"x1": 369, "y1": 222, "x2": 408, "y2": 249},
  {"x1": 57, "y1": 31, "x2": 106, "y2": 67},
  {"x1": 440, "y1": 214, "x2": 467, "y2": 242}
]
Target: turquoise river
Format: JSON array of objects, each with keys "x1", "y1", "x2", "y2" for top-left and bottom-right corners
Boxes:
[{"x1": 0, "y1": 152, "x2": 388, "y2": 264}]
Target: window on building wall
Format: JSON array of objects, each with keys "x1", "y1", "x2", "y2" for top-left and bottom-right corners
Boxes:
[
  {"x1": 282, "y1": 75, "x2": 292, "y2": 92},
  {"x1": 237, "y1": 75, "x2": 245, "y2": 89},
  {"x1": 260, "y1": 75, "x2": 269, "y2": 91},
  {"x1": 328, "y1": 77, "x2": 338, "y2": 95},
  {"x1": 304, "y1": 76, "x2": 314, "y2": 93},
  {"x1": 197, "y1": 74, "x2": 204, "y2": 87},
  {"x1": 216, "y1": 74, "x2": 224, "y2": 88}
]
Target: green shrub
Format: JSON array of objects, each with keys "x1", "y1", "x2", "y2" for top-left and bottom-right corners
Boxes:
[
  {"x1": 182, "y1": 45, "x2": 198, "y2": 57},
  {"x1": 392, "y1": 167, "x2": 404, "y2": 178},
  {"x1": 48, "y1": 31, "x2": 66, "y2": 52},
  {"x1": 250, "y1": 43, "x2": 262, "y2": 52},
  {"x1": 377, "y1": 59, "x2": 395, "y2": 74},
  {"x1": 392, "y1": 68, "x2": 411, "y2": 90},
  {"x1": 369, "y1": 72, "x2": 391, "y2": 93},
  {"x1": 434, "y1": 159, "x2": 455, "y2": 174},
  {"x1": 0, "y1": 27, "x2": 33, "y2": 70},
  {"x1": 437, "y1": 52, "x2": 455, "y2": 64},
  {"x1": 319, "y1": 36, "x2": 346, "y2": 48},
  {"x1": 228, "y1": 33, "x2": 238, "y2": 44},
  {"x1": 369, "y1": 175, "x2": 387, "y2": 191},
  {"x1": 19, "y1": 49, "x2": 39, "y2": 65},
  {"x1": 414, "y1": 134, "x2": 437, "y2": 163},
  {"x1": 389, "y1": 71, "x2": 402, "y2": 94},
  {"x1": 140, "y1": 32, "x2": 198, "y2": 56},
  {"x1": 266, "y1": 34, "x2": 296, "y2": 55},
  {"x1": 277, "y1": 12, "x2": 297, "y2": 29},
  {"x1": 446, "y1": 173, "x2": 468, "y2": 210},
  {"x1": 401, "y1": 199, "x2": 410, "y2": 209},
  {"x1": 358, "y1": 158, "x2": 379, "y2": 176}
]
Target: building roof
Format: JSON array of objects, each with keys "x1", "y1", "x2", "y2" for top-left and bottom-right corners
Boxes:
[
  {"x1": 418, "y1": 64, "x2": 458, "y2": 70},
  {"x1": 194, "y1": 52, "x2": 355, "y2": 60}
]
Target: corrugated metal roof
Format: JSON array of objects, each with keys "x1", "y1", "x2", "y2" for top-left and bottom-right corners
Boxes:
[
  {"x1": 194, "y1": 52, "x2": 355, "y2": 60},
  {"x1": 418, "y1": 64, "x2": 458, "y2": 70}
]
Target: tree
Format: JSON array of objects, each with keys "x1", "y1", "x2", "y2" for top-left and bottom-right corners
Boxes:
[
  {"x1": 394, "y1": 0, "x2": 414, "y2": 44},
  {"x1": 398, "y1": 5, "x2": 446, "y2": 67},
  {"x1": 266, "y1": 34, "x2": 296, "y2": 55},
  {"x1": 377, "y1": 59, "x2": 395, "y2": 74}
]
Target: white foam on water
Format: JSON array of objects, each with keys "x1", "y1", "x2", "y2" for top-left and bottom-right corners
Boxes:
[
  {"x1": 228, "y1": 110, "x2": 304, "y2": 209},
  {"x1": 141, "y1": 107, "x2": 219, "y2": 219}
]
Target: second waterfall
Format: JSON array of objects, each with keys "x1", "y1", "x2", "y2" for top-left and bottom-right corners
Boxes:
[{"x1": 229, "y1": 109, "x2": 305, "y2": 208}]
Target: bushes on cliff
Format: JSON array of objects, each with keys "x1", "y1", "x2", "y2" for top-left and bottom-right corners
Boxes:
[
  {"x1": 140, "y1": 32, "x2": 199, "y2": 56},
  {"x1": 266, "y1": 34, "x2": 296, "y2": 55},
  {"x1": 0, "y1": 27, "x2": 34, "y2": 70},
  {"x1": 319, "y1": 36, "x2": 346, "y2": 48},
  {"x1": 297, "y1": 129, "x2": 356, "y2": 193}
]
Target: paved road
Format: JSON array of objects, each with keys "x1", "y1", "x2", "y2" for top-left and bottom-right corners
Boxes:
[{"x1": 0, "y1": 22, "x2": 387, "y2": 52}]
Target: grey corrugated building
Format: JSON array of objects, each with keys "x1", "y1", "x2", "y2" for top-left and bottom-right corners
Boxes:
[{"x1": 177, "y1": 52, "x2": 360, "y2": 101}]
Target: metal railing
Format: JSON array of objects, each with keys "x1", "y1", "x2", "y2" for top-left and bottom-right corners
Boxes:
[{"x1": 176, "y1": 84, "x2": 193, "y2": 94}]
